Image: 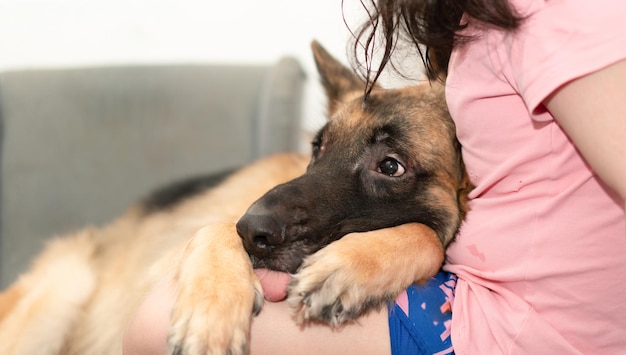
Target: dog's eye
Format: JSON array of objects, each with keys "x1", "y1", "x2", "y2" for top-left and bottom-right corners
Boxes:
[
  {"x1": 378, "y1": 157, "x2": 405, "y2": 177},
  {"x1": 311, "y1": 140, "x2": 321, "y2": 156},
  {"x1": 311, "y1": 138, "x2": 326, "y2": 159}
]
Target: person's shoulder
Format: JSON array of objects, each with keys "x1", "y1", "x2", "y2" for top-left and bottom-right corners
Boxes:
[{"x1": 513, "y1": 0, "x2": 626, "y2": 25}]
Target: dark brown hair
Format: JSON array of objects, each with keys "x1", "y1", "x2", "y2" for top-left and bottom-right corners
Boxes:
[{"x1": 347, "y1": 0, "x2": 522, "y2": 96}]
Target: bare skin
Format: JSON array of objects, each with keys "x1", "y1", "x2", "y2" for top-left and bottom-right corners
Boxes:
[
  {"x1": 545, "y1": 59, "x2": 626, "y2": 209},
  {"x1": 122, "y1": 280, "x2": 391, "y2": 355}
]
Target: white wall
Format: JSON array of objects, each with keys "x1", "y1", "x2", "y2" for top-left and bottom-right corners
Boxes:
[
  {"x1": 0, "y1": 0, "x2": 376, "y2": 136},
  {"x1": 0, "y1": 0, "x2": 363, "y2": 69},
  {"x1": 0, "y1": 0, "x2": 424, "y2": 141}
]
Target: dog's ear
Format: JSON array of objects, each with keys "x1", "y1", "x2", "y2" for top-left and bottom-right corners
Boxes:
[{"x1": 311, "y1": 40, "x2": 365, "y2": 116}]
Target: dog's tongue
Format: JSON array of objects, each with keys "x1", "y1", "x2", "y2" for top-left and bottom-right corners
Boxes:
[{"x1": 254, "y1": 269, "x2": 292, "y2": 302}]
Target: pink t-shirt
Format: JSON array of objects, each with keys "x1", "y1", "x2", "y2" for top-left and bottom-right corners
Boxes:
[{"x1": 443, "y1": 0, "x2": 626, "y2": 353}]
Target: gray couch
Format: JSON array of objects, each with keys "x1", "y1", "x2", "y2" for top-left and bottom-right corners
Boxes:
[{"x1": 0, "y1": 58, "x2": 306, "y2": 287}]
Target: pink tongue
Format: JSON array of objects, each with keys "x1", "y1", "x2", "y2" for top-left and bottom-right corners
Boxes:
[{"x1": 254, "y1": 268, "x2": 292, "y2": 302}]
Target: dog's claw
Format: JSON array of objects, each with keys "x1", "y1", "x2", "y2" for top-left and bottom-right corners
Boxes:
[
  {"x1": 252, "y1": 287, "x2": 264, "y2": 316},
  {"x1": 287, "y1": 255, "x2": 380, "y2": 327},
  {"x1": 169, "y1": 344, "x2": 182, "y2": 355},
  {"x1": 286, "y1": 230, "x2": 418, "y2": 328}
]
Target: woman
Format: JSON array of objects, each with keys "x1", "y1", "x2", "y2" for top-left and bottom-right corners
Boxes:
[{"x1": 124, "y1": 0, "x2": 626, "y2": 353}]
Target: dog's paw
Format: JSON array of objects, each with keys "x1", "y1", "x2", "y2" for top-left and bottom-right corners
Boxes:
[
  {"x1": 167, "y1": 223, "x2": 263, "y2": 355},
  {"x1": 287, "y1": 225, "x2": 444, "y2": 328},
  {"x1": 167, "y1": 283, "x2": 262, "y2": 355},
  {"x1": 286, "y1": 234, "x2": 390, "y2": 328}
]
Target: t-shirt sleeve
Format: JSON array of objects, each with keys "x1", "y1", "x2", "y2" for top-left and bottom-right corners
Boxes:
[{"x1": 504, "y1": 0, "x2": 626, "y2": 120}]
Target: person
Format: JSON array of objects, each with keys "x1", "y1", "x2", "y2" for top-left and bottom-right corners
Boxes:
[{"x1": 123, "y1": 0, "x2": 626, "y2": 353}]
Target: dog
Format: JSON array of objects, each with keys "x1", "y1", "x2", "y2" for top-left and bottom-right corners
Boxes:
[{"x1": 0, "y1": 41, "x2": 470, "y2": 355}]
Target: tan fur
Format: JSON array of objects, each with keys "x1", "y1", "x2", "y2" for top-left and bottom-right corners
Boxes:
[
  {"x1": 0, "y1": 42, "x2": 469, "y2": 355},
  {"x1": 168, "y1": 222, "x2": 263, "y2": 354},
  {"x1": 0, "y1": 153, "x2": 308, "y2": 355},
  {"x1": 276, "y1": 42, "x2": 470, "y2": 328},
  {"x1": 288, "y1": 224, "x2": 444, "y2": 327},
  {"x1": 0, "y1": 230, "x2": 97, "y2": 355}
]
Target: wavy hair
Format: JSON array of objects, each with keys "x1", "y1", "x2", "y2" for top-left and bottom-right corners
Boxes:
[{"x1": 347, "y1": 0, "x2": 522, "y2": 97}]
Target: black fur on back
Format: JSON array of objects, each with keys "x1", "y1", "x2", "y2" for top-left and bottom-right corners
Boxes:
[{"x1": 139, "y1": 169, "x2": 236, "y2": 215}]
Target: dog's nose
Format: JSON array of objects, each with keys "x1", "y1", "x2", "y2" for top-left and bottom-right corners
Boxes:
[{"x1": 236, "y1": 209, "x2": 284, "y2": 257}]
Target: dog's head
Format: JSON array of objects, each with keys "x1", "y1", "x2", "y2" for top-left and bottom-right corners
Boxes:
[{"x1": 237, "y1": 41, "x2": 470, "y2": 273}]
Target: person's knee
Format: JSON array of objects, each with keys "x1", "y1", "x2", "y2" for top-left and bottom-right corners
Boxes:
[{"x1": 123, "y1": 282, "x2": 175, "y2": 354}]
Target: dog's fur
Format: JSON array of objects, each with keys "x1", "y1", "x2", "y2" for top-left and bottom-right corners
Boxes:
[{"x1": 0, "y1": 42, "x2": 470, "y2": 355}]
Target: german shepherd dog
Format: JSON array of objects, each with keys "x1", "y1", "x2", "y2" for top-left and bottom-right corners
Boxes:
[{"x1": 0, "y1": 41, "x2": 470, "y2": 355}]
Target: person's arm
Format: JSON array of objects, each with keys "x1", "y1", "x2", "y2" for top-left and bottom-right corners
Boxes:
[{"x1": 545, "y1": 59, "x2": 626, "y2": 210}]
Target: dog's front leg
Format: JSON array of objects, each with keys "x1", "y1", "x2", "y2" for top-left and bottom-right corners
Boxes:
[
  {"x1": 288, "y1": 223, "x2": 444, "y2": 327},
  {"x1": 168, "y1": 222, "x2": 263, "y2": 355}
]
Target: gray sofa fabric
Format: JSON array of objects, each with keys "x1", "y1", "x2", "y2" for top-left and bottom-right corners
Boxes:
[{"x1": 0, "y1": 57, "x2": 305, "y2": 287}]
